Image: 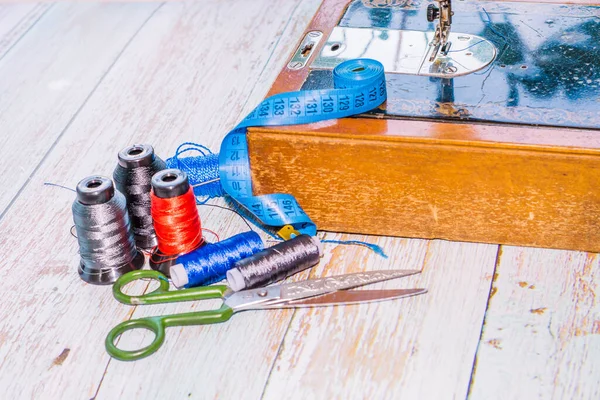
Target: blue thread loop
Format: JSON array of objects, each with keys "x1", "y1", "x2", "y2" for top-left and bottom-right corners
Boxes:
[
  {"x1": 219, "y1": 59, "x2": 387, "y2": 236},
  {"x1": 171, "y1": 231, "x2": 264, "y2": 288},
  {"x1": 166, "y1": 143, "x2": 223, "y2": 203}
]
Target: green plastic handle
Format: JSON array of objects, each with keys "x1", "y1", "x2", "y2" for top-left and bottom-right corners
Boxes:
[
  {"x1": 112, "y1": 269, "x2": 228, "y2": 305},
  {"x1": 106, "y1": 270, "x2": 233, "y2": 361},
  {"x1": 105, "y1": 305, "x2": 234, "y2": 361}
]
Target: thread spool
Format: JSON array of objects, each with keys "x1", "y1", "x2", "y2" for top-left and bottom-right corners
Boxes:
[
  {"x1": 150, "y1": 169, "x2": 202, "y2": 275},
  {"x1": 170, "y1": 231, "x2": 264, "y2": 288},
  {"x1": 226, "y1": 235, "x2": 323, "y2": 291},
  {"x1": 72, "y1": 176, "x2": 144, "y2": 284},
  {"x1": 113, "y1": 144, "x2": 166, "y2": 249}
]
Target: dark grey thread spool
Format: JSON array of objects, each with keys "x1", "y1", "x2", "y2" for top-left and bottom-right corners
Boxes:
[
  {"x1": 226, "y1": 235, "x2": 323, "y2": 291},
  {"x1": 113, "y1": 144, "x2": 166, "y2": 250},
  {"x1": 148, "y1": 168, "x2": 191, "y2": 276},
  {"x1": 72, "y1": 176, "x2": 144, "y2": 285}
]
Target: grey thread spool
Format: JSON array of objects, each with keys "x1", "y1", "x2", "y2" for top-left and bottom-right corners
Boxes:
[
  {"x1": 113, "y1": 144, "x2": 166, "y2": 249},
  {"x1": 226, "y1": 235, "x2": 323, "y2": 291},
  {"x1": 72, "y1": 176, "x2": 144, "y2": 285}
]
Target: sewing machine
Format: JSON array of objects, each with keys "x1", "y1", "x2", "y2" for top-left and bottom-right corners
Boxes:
[{"x1": 247, "y1": 0, "x2": 600, "y2": 252}]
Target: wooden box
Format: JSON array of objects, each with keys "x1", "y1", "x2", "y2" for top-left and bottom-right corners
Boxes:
[{"x1": 247, "y1": 0, "x2": 600, "y2": 252}]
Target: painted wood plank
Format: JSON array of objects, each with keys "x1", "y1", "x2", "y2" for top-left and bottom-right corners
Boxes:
[
  {"x1": 0, "y1": 2, "x2": 160, "y2": 216},
  {"x1": 0, "y1": 3, "x2": 50, "y2": 59},
  {"x1": 469, "y1": 247, "x2": 600, "y2": 400},
  {"x1": 262, "y1": 237, "x2": 499, "y2": 400},
  {"x1": 0, "y1": 3, "x2": 165, "y2": 399},
  {"x1": 0, "y1": 0, "x2": 321, "y2": 398}
]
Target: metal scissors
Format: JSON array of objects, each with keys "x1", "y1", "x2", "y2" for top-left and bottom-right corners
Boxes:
[{"x1": 106, "y1": 269, "x2": 427, "y2": 361}]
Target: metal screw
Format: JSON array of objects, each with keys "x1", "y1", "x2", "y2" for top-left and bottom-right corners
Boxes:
[
  {"x1": 444, "y1": 65, "x2": 458, "y2": 74},
  {"x1": 257, "y1": 289, "x2": 268, "y2": 297}
]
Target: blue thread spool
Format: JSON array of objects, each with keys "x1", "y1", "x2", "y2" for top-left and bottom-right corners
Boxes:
[
  {"x1": 170, "y1": 231, "x2": 264, "y2": 288},
  {"x1": 165, "y1": 143, "x2": 223, "y2": 203}
]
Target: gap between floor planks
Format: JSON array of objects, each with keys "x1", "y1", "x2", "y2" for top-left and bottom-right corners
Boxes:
[
  {"x1": 0, "y1": 2, "x2": 51, "y2": 60},
  {"x1": 469, "y1": 246, "x2": 600, "y2": 400}
]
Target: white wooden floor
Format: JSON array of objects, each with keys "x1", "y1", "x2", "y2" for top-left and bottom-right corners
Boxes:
[{"x1": 0, "y1": 1, "x2": 598, "y2": 399}]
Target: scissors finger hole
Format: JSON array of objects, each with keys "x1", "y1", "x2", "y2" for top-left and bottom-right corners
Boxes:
[
  {"x1": 114, "y1": 326, "x2": 158, "y2": 352},
  {"x1": 120, "y1": 278, "x2": 162, "y2": 296}
]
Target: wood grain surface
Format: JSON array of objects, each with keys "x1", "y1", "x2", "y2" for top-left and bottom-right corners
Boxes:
[
  {"x1": 0, "y1": 2, "x2": 50, "y2": 58},
  {"x1": 0, "y1": 2, "x2": 160, "y2": 215},
  {"x1": 249, "y1": 130, "x2": 600, "y2": 252},
  {"x1": 0, "y1": 1, "x2": 598, "y2": 399},
  {"x1": 470, "y1": 247, "x2": 600, "y2": 400},
  {"x1": 263, "y1": 237, "x2": 498, "y2": 400},
  {"x1": 0, "y1": 3, "x2": 162, "y2": 399}
]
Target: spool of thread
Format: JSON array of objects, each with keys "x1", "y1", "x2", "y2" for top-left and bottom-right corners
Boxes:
[
  {"x1": 170, "y1": 231, "x2": 264, "y2": 288},
  {"x1": 113, "y1": 144, "x2": 166, "y2": 249},
  {"x1": 72, "y1": 176, "x2": 144, "y2": 284},
  {"x1": 150, "y1": 169, "x2": 202, "y2": 275},
  {"x1": 226, "y1": 235, "x2": 323, "y2": 291}
]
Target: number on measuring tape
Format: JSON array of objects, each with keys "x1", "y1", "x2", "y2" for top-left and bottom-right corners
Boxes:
[{"x1": 219, "y1": 59, "x2": 387, "y2": 235}]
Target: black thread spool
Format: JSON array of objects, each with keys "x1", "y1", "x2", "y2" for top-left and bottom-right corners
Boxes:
[
  {"x1": 149, "y1": 169, "x2": 201, "y2": 276},
  {"x1": 226, "y1": 235, "x2": 323, "y2": 291},
  {"x1": 113, "y1": 144, "x2": 166, "y2": 250},
  {"x1": 72, "y1": 176, "x2": 144, "y2": 285}
]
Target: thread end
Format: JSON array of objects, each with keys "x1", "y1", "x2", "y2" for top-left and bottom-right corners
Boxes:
[
  {"x1": 310, "y1": 236, "x2": 324, "y2": 257},
  {"x1": 226, "y1": 268, "x2": 246, "y2": 292},
  {"x1": 170, "y1": 263, "x2": 189, "y2": 288}
]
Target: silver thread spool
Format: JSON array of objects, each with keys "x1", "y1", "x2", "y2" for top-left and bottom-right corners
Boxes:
[
  {"x1": 72, "y1": 176, "x2": 144, "y2": 285},
  {"x1": 226, "y1": 235, "x2": 323, "y2": 291},
  {"x1": 113, "y1": 144, "x2": 166, "y2": 250}
]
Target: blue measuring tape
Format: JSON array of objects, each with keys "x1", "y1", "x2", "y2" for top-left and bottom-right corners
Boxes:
[{"x1": 219, "y1": 58, "x2": 387, "y2": 236}]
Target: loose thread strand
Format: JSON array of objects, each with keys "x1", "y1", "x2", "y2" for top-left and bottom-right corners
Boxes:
[{"x1": 320, "y1": 239, "x2": 388, "y2": 258}]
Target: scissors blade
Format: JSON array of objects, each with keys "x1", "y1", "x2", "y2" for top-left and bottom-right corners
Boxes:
[
  {"x1": 261, "y1": 288, "x2": 427, "y2": 308},
  {"x1": 277, "y1": 269, "x2": 421, "y2": 302},
  {"x1": 224, "y1": 270, "x2": 421, "y2": 311}
]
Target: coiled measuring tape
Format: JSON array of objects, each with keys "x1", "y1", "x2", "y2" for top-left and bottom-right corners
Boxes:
[{"x1": 219, "y1": 58, "x2": 387, "y2": 236}]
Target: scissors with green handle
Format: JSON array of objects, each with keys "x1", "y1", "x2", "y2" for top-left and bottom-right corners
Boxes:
[{"x1": 106, "y1": 269, "x2": 427, "y2": 361}]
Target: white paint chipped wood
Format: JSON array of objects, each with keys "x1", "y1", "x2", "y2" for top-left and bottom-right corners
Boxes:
[
  {"x1": 0, "y1": 1, "x2": 598, "y2": 399},
  {"x1": 263, "y1": 237, "x2": 498, "y2": 400},
  {"x1": 0, "y1": 2, "x2": 160, "y2": 215},
  {"x1": 470, "y1": 247, "x2": 600, "y2": 400},
  {"x1": 0, "y1": 3, "x2": 51, "y2": 58}
]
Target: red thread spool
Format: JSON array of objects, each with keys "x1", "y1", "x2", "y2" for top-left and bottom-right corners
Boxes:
[{"x1": 151, "y1": 169, "x2": 202, "y2": 256}]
